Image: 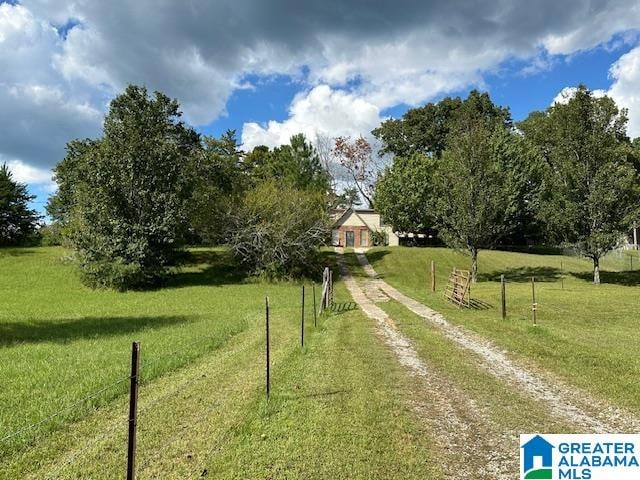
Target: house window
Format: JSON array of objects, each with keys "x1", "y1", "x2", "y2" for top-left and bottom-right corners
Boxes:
[
  {"x1": 331, "y1": 230, "x2": 339, "y2": 246},
  {"x1": 360, "y1": 230, "x2": 368, "y2": 247}
]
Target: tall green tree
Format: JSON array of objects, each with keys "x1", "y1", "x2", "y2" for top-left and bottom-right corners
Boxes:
[
  {"x1": 0, "y1": 164, "x2": 40, "y2": 246},
  {"x1": 374, "y1": 153, "x2": 437, "y2": 233},
  {"x1": 520, "y1": 86, "x2": 640, "y2": 283},
  {"x1": 54, "y1": 85, "x2": 200, "y2": 289},
  {"x1": 248, "y1": 134, "x2": 330, "y2": 193},
  {"x1": 372, "y1": 90, "x2": 511, "y2": 158},
  {"x1": 189, "y1": 130, "x2": 245, "y2": 244},
  {"x1": 431, "y1": 97, "x2": 531, "y2": 282}
]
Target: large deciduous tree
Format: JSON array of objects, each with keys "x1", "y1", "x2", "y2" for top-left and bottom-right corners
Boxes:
[
  {"x1": 430, "y1": 94, "x2": 533, "y2": 282},
  {"x1": 372, "y1": 90, "x2": 511, "y2": 158},
  {"x1": 520, "y1": 86, "x2": 640, "y2": 284},
  {"x1": 53, "y1": 85, "x2": 200, "y2": 289},
  {"x1": 374, "y1": 153, "x2": 437, "y2": 233},
  {"x1": 0, "y1": 164, "x2": 40, "y2": 246}
]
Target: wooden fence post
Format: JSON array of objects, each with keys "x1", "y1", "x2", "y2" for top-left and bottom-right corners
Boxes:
[
  {"x1": 430, "y1": 260, "x2": 436, "y2": 293},
  {"x1": 301, "y1": 285, "x2": 305, "y2": 348},
  {"x1": 329, "y1": 270, "x2": 333, "y2": 307},
  {"x1": 313, "y1": 283, "x2": 317, "y2": 328},
  {"x1": 500, "y1": 274, "x2": 506, "y2": 320},
  {"x1": 531, "y1": 277, "x2": 537, "y2": 326},
  {"x1": 126, "y1": 341, "x2": 140, "y2": 480},
  {"x1": 265, "y1": 296, "x2": 270, "y2": 399}
]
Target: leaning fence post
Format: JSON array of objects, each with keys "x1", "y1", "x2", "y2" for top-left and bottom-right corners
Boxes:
[
  {"x1": 531, "y1": 276, "x2": 537, "y2": 327},
  {"x1": 265, "y1": 296, "x2": 270, "y2": 399},
  {"x1": 312, "y1": 283, "x2": 317, "y2": 328},
  {"x1": 301, "y1": 285, "x2": 305, "y2": 348},
  {"x1": 127, "y1": 341, "x2": 140, "y2": 480}
]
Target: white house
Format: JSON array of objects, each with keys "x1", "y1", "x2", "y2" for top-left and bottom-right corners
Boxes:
[{"x1": 330, "y1": 208, "x2": 399, "y2": 247}]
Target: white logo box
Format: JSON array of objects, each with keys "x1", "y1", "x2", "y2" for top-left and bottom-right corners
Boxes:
[{"x1": 520, "y1": 434, "x2": 640, "y2": 480}]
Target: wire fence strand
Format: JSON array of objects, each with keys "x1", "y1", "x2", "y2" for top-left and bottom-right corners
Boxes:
[{"x1": 0, "y1": 375, "x2": 130, "y2": 444}]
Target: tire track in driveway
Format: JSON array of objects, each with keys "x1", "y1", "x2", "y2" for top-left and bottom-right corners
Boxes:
[
  {"x1": 354, "y1": 251, "x2": 640, "y2": 434},
  {"x1": 335, "y1": 248, "x2": 516, "y2": 479}
]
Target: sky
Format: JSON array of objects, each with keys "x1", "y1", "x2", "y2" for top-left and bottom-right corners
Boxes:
[{"x1": 2, "y1": 0, "x2": 640, "y2": 213}]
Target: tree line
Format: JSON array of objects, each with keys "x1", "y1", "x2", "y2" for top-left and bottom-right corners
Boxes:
[
  {"x1": 374, "y1": 87, "x2": 640, "y2": 283},
  {"x1": 1, "y1": 83, "x2": 638, "y2": 287}
]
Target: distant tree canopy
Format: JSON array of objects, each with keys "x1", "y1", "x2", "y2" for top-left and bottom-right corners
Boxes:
[
  {"x1": 246, "y1": 134, "x2": 330, "y2": 193},
  {"x1": 0, "y1": 164, "x2": 40, "y2": 246},
  {"x1": 519, "y1": 85, "x2": 640, "y2": 283},
  {"x1": 51, "y1": 85, "x2": 200, "y2": 289},
  {"x1": 372, "y1": 90, "x2": 511, "y2": 158}
]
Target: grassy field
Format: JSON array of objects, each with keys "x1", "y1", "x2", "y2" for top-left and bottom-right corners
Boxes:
[
  {"x1": 0, "y1": 246, "x2": 439, "y2": 479},
  {"x1": 364, "y1": 246, "x2": 640, "y2": 414}
]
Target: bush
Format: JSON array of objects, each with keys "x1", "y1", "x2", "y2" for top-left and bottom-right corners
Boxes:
[
  {"x1": 370, "y1": 229, "x2": 388, "y2": 246},
  {"x1": 228, "y1": 181, "x2": 330, "y2": 278},
  {"x1": 39, "y1": 224, "x2": 64, "y2": 246}
]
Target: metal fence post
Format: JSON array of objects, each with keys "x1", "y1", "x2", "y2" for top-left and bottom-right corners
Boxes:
[
  {"x1": 265, "y1": 296, "x2": 270, "y2": 399},
  {"x1": 301, "y1": 285, "x2": 305, "y2": 348},
  {"x1": 127, "y1": 341, "x2": 140, "y2": 480}
]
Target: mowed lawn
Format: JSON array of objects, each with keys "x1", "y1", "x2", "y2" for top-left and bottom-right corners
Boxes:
[
  {"x1": 365, "y1": 246, "x2": 640, "y2": 414},
  {"x1": 0, "y1": 247, "x2": 438, "y2": 479}
]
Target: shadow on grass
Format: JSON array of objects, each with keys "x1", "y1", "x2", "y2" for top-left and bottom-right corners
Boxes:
[
  {"x1": 0, "y1": 247, "x2": 36, "y2": 258},
  {"x1": 364, "y1": 249, "x2": 391, "y2": 268},
  {"x1": 279, "y1": 389, "x2": 351, "y2": 401},
  {"x1": 168, "y1": 250, "x2": 247, "y2": 288},
  {"x1": 469, "y1": 299, "x2": 492, "y2": 310},
  {"x1": 330, "y1": 302, "x2": 358, "y2": 314},
  {"x1": 571, "y1": 270, "x2": 640, "y2": 286},
  {"x1": 0, "y1": 315, "x2": 193, "y2": 346},
  {"x1": 479, "y1": 266, "x2": 562, "y2": 283}
]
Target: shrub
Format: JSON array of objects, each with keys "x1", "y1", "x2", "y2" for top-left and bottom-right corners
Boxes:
[{"x1": 228, "y1": 181, "x2": 330, "y2": 278}]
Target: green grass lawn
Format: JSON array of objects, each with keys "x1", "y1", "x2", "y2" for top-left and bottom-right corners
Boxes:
[
  {"x1": 364, "y1": 246, "x2": 640, "y2": 414},
  {"x1": 0, "y1": 246, "x2": 439, "y2": 478}
]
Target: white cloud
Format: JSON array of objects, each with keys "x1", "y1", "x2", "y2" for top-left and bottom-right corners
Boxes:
[
  {"x1": 3, "y1": 0, "x2": 640, "y2": 185},
  {"x1": 551, "y1": 86, "x2": 607, "y2": 106},
  {"x1": 241, "y1": 85, "x2": 382, "y2": 149},
  {"x1": 552, "y1": 45, "x2": 640, "y2": 138},
  {"x1": 2, "y1": 158, "x2": 54, "y2": 186},
  {"x1": 607, "y1": 45, "x2": 640, "y2": 138}
]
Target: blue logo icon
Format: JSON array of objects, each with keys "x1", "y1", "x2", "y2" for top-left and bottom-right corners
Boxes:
[{"x1": 521, "y1": 435, "x2": 554, "y2": 479}]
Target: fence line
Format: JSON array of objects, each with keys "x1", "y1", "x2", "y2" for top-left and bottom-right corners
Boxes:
[
  {"x1": 0, "y1": 375, "x2": 129, "y2": 445},
  {"x1": 2, "y1": 272, "x2": 337, "y2": 478}
]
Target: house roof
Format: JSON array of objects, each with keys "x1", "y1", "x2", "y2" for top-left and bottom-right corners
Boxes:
[{"x1": 331, "y1": 207, "x2": 379, "y2": 228}]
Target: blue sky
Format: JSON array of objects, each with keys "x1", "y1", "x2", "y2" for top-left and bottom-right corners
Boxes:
[{"x1": 2, "y1": 1, "x2": 640, "y2": 216}]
